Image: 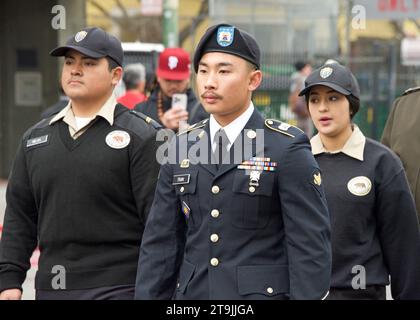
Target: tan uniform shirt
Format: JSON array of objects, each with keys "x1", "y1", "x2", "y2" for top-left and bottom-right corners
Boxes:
[
  {"x1": 50, "y1": 95, "x2": 117, "y2": 139},
  {"x1": 381, "y1": 89, "x2": 420, "y2": 218},
  {"x1": 311, "y1": 125, "x2": 366, "y2": 161}
]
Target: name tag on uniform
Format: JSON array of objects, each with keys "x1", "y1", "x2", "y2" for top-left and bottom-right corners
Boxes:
[
  {"x1": 172, "y1": 174, "x2": 191, "y2": 185},
  {"x1": 26, "y1": 135, "x2": 48, "y2": 147}
]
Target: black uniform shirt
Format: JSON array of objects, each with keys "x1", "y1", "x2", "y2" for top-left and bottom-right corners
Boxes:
[
  {"x1": 0, "y1": 97, "x2": 160, "y2": 292},
  {"x1": 311, "y1": 126, "x2": 420, "y2": 299}
]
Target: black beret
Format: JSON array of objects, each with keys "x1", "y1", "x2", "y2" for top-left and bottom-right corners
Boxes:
[{"x1": 193, "y1": 23, "x2": 261, "y2": 72}]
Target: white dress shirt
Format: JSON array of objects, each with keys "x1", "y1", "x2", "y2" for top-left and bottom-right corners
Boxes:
[{"x1": 209, "y1": 102, "x2": 255, "y2": 152}]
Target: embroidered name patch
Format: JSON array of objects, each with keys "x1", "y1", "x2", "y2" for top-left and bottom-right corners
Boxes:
[
  {"x1": 172, "y1": 174, "x2": 191, "y2": 185},
  {"x1": 26, "y1": 135, "x2": 48, "y2": 147}
]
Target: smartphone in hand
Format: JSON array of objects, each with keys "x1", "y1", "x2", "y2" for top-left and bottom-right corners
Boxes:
[
  {"x1": 172, "y1": 93, "x2": 188, "y2": 110},
  {"x1": 172, "y1": 93, "x2": 188, "y2": 131}
]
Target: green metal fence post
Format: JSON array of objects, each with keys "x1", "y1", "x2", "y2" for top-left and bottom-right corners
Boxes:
[{"x1": 163, "y1": 0, "x2": 179, "y2": 47}]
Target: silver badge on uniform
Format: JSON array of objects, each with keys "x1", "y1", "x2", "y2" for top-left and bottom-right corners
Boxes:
[
  {"x1": 105, "y1": 130, "x2": 130, "y2": 149},
  {"x1": 320, "y1": 66, "x2": 333, "y2": 79},
  {"x1": 75, "y1": 30, "x2": 88, "y2": 42},
  {"x1": 347, "y1": 176, "x2": 372, "y2": 196},
  {"x1": 278, "y1": 123, "x2": 291, "y2": 131},
  {"x1": 249, "y1": 170, "x2": 261, "y2": 187}
]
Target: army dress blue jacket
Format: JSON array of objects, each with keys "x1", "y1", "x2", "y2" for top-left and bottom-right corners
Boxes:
[{"x1": 135, "y1": 109, "x2": 332, "y2": 300}]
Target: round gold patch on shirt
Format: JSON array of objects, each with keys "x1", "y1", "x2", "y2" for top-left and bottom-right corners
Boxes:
[
  {"x1": 105, "y1": 130, "x2": 130, "y2": 149},
  {"x1": 347, "y1": 176, "x2": 372, "y2": 196}
]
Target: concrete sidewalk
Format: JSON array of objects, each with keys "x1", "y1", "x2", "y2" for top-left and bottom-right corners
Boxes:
[{"x1": 0, "y1": 179, "x2": 36, "y2": 300}]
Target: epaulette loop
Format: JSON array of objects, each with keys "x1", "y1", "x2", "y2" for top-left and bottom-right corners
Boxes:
[
  {"x1": 129, "y1": 110, "x2": 162, "y2": 130},
  {"x1": 177, "y1": 118, "x2": 209, "y2": 136},
  {"x1": 265, "y1": 119, "x2": 303, "y2": 138}
]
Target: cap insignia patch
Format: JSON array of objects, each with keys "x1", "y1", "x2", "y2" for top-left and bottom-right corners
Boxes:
[
  {"x1": 217, "y1": 26, "x2": 234, "y2": 47},
  {"x1": 75, "y1": 30, "x2": 88, "y2": 42},
  {"x1": 320, "y1": 66, "x2": 333, "y2": 79}
]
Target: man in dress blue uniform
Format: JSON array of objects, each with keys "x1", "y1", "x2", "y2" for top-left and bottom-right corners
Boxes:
[{"x1": 135, "y1": 24, "x2": 332, "y2": 300}]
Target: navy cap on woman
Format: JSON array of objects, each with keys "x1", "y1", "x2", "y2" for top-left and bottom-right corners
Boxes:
[{"x1": 303, "y1": 63, "x2": 420, "y2": 300}]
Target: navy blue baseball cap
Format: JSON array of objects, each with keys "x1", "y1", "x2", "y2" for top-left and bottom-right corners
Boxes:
[
  {"x1": 50, "y1": 27, "x2": 123, "y2": 67},
  {"x1": 299, "y1": 63, "x2": 360, "y2": 99},
  {"x1": 193, "y1": 23, "x2": 261, "y2": 72}
]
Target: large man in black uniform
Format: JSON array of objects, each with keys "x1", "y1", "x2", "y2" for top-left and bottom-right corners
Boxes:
[
  {"x1": 0, "y1": 27, "x2": 160, "y2": 300},
  {"x1": 135, "y1": 24, "x2": 331, "y2": 300}
]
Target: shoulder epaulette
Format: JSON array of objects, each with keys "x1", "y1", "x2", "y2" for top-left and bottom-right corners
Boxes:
[
  {"x1": 402, "y1": 86, "x2": 420, "y2": 96},
  {"x1": 33, "y1": 117, "x2": 51, "y2": 129},
  {"x1": 129, "y1": 110, "x2": 162, "y2": 130},
  {"x1": 264, "y1": 119, "x2": 303, "y2": 138},
  {"x1": 22, "y1": 118, "x2": 50, "y2": 141},
  {"x1": 177, "y1": 118, "x2": 209, "y2": 136}
]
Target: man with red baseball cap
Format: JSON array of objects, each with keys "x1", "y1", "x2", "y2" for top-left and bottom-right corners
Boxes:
[{"x1": 135, "y1": 47, "x2": 207, "y2": 131}]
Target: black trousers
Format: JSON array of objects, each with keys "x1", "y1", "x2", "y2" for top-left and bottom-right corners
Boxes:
[
  {"x1": 36, "y1": 285, "x2": 135, "y2": 300},
  {"x1": 327, "y1": 285, "x2": 386, "y2": 300}
]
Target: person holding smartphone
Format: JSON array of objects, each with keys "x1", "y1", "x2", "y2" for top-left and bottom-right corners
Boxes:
[{"x1": 135, "y1": 47, "x2": 208, "y2": 131}]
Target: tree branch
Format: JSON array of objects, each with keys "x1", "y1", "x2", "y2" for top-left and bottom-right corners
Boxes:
[
  {"x1": 410, "y1": 19, "x2": 420, "y2": 34},
  {"x1": 115, "y1": 0, "x2": 130, "y2": 20},
  {"x1": 88, "y1": 0, "x2": 114, "y2": 20},
  {"x1": 179, "y1": 0, "x2": 209, "y2": 45},
  {"x1": 390, "y1": 21, "x2": 405, "y2": 40}
]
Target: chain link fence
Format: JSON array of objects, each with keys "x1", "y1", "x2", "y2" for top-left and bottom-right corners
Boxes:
[{"x1": 253, "y1": 41, "x2": 420, "y2": 140}]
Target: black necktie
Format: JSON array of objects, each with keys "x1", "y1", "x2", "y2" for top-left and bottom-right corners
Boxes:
[{"x1": 213, "y1": 129, "x2": 229, "y2": 169}]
